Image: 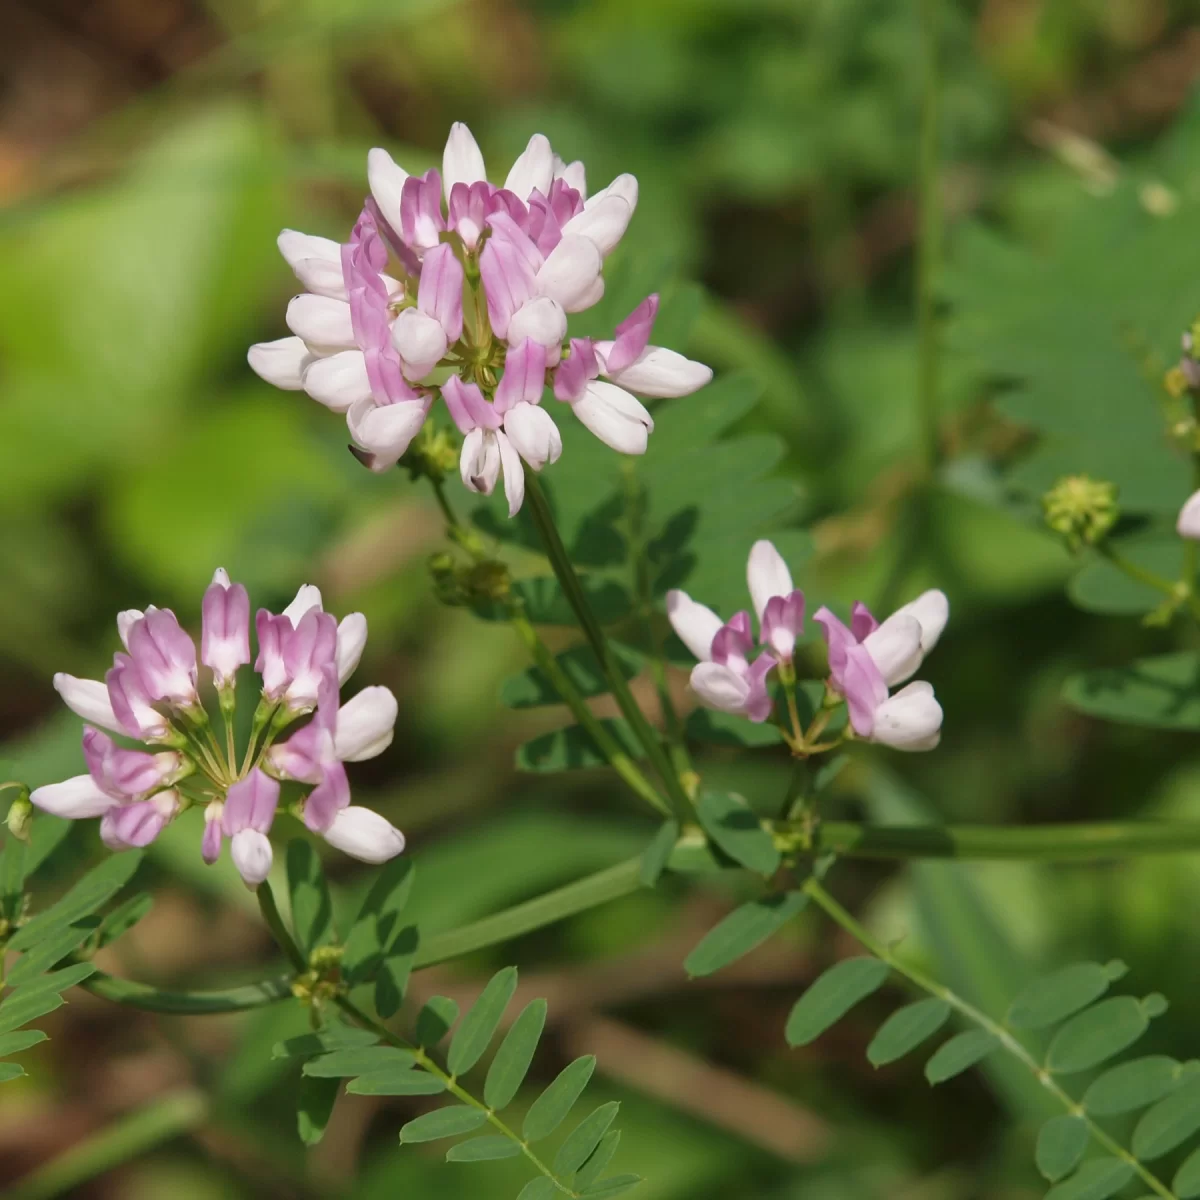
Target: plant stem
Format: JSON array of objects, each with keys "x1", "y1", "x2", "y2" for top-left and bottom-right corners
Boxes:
[
  {"x1": 509, "y1": 607, "x2": 671, "y2": 816},
  {"x1": 803, "y1": 878, "x2": 1175, "y2": 1200},
  {"x1": 256, "y1": 881, "x2": 306, "y2": 972},
  {"x1": 82, "y1": 970, "x2": 295, "y2": 1013},
  {"x1": 7, "y1": 1089, "x2": 207, "y2": 1200},
  {"x1": 1097, "y1": 544, "x2": 1179, "y2": 599},
  {"x1": 523, "y1": 470, "x2": 693, "y2": 821},
  {"x1": 916, "y1": 0, "x2": 942, "y2": 476}
]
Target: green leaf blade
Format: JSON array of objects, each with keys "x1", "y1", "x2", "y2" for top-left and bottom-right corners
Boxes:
[
  {"x1": 523, "y1": 1055, "x2": 596, "y2": 1142},
  {"x1": 685, "y1": 892, "x2": 807, "y2": 979},
  {"x1": 1132, "y1": 1078, "x2": 1200, "y2": 1160},
  {"x1": 638, "y1": 820, "x2": 678, "y2": 889},
  {"x1": 1036, "y1": 1115, "x2": 1090, "y2": 1182},
  {"x1": 444, "y1": 1135, "x2": 522, "y2": 1162},
  {"x1": 1046, "y1": 995, "x2": 1160, "y2": 1075},
  {"x1": 576, "y1": 1130, "x2": 621, "y2": 1191},
  {"x1": 554, "y1": 1101, "x2": 621, "y2": 1175},
  {"x1": 925, "y1": 1030, "x2": 999, "y2": 1084},
  {"x1": 484, "y1": 998, "x2": 547, "y2": 1112},
  {"x1": 580, "y1": 1174, "x2": 642, "y2": 1198},
  {"x1": 297, "y1": 1074, "x2": 338, "y2": 1146},
  {"x1": 285, "y1": 840, "x2": 334, "y2": 958},
  {"x1": 346, "y1": 1069, "x2": 447, "y2": 1096},
  {"x1": 866, "y1": 998, "x2": 951, "y2": 1068},
  {"x1": 302, "y1": 1046, "x2": 415, "y2": 1078},
  {"x1": 695, "y1": 790, "x2": 780, "y2": 876},
  {"x1": 785, "y1": 958, "x2": 891, "y2": 1047},
  {"x1": 10, "y1": 852, "x2": 142, "y2": 950},
  {"x1": 399, "y1": 1105, "x2": 489, "y2": 1143},
  {"x1": 1043, "y1": 1158, "x2": 1135, "y2": 1200},
  {"x1": 1007, "y1": 961, "x2": 1126, "y2": 1031},
  {"x1": 1174, "y1": 1145, "x2": 1200, "y2": 1198},
  {"x1": 448, "y1": 967, "x2": 518, "y2": 1077},
  {"x1": 1083, "y1": 1056, "x2": 1191, "y2": 1116}
]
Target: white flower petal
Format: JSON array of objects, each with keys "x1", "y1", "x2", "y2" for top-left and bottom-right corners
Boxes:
[
  {"x1": 863, "y1": 614, "x2": 923, "y2": 687},
  {"x1": 336, "y1": 613, "x2": 368, "y2": 685},
  {"x1": 248, "y1": 337, "x2": 312, "y2": 391},
  {"x1": 31, "y1": 774, "x2": 118, "y2": 819},
  {"x1": 602, "y1": 345, "x2": 712, "y2": 398},
  {"x1": 536, "y1": 235, "x2": 603, "y2": 312},
  {"x1": 368, "y1": 147, "x2": 409, "y2": 232},
  {"x1": 572, "y1": 381, "x2": 653, "y2": 455},
  {"x1": 283, "y1": 584, "x2": 323, "y2": 625},
  {"x1": 322, "y1": 806, "x2": 405, "y2": 863},
  {"x1": 302, "y1": 350, "x2": 372, "y2": 412},
  {"x1": 53, "y1": 673, "x2": 122, "y2": 735},
  {"x1": 562, "y1": 195, "x2": 632, "y2": 257},
  {"x1": 285, "y1": 295, "x2": 356, "y2": 351},
  {"x1": 334, "y1": 687, "x2": 398, "y2": 761},
  {"x1": 667, "y1": 590, "x2": 723, "y2": 662},
  {"x1": 870, "y1": 681, "x2": 943, "y2": 751},
  {"x1": 746, "y1": 540, "x2": 794, "y2": 623},
  {"x1": 277, "y1": 230, "x2": 346, "y2": 299},
  {"x1": 894, "y1": 589, "x2": 949, "y2": 654},
  {"x1": 504, "y1": 133, "x2": 554, "y2": 199},
  {"x1": 443, "y1": 122, "x2": 487, "y2": 198},
  {"x1": 391, "y1": 308, "x2": 448, "y2": 380},
  {"x1": 230, "y1": 828, "x2": 274, "y2": 888},
  {"x1": 690, "y1": 662, "x2": 749, "y2": 713},
  {"x1": 507, "y1": 297, "x2": 568, "y2": 350}
]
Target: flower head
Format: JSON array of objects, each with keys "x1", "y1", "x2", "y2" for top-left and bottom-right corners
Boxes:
[
  {"x1": 248, "y1": 124, "x2": 713, "y2": 512},
  {"x1": 35, "y1": 571, "x2": 404, "y2": 886}
]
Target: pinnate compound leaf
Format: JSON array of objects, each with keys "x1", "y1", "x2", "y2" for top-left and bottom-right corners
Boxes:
[
  {"x1": 0, "y1": 1029, "x2": 47, "y2": 1058},
  {"x1": 580, "y1": 1175, "x2": 642, "y2": 1198},
  {"x1": 302, "y1": 1046, "x2": 414, "y2": 1078},
  {"x1": 1083, "y1": 1056, "x2": 1192, "y2": 1115},
  {"x1": 416, "y1": 995, "x2": 459, "y2": 1048},
  {"x1": 554, "y1": 1102, "x2": 621, "y2": 1175},
  {"x1": 484, "y1": 999, "x2": 547, "y2": 1111},
  {"x1": 517, "y1": 720, "x2": 644, "y2": 773},
  {"x1": 346, "y1": 1069, "x2": 447, "y2": 1096},
  {"x1": 577, "y1": 1130, "x2": 621, "y2": 1191},
  {"x1": 297, "y1": 1074, "x2": 338, "y2": 1146},
  {"x1": 286, "y1": 840, "x2": 334, "y2": 957},
  {"x1": 376, "y1": 925, "x2": 419, "y2": 1019},
  {"x1": 445, "y1": 1135, "x2": 521, "y2": 1162},
  {"x1": 639, "y1": 820, "x2": 678, "y2": 889},
  {"x1": 786, "y1": 957, "x2": 891, "y2": 1047},
  {"x1": 695, "y1": 790, "x2": 780, "y2": 876},
  {"x1": 685, "y1": 892, "x2": 807, "y2": 979},
  {"x1": 523, "y1": 1056, "x2": 596, "y2": 1142},
  {"x1": 448, "y1": 967, "x2": 518, "y2": 1077},
  {"x1": 10, "y1": 851, "x2": 143, "y2": 950},
  {"x1": 6, "y1": 923, "x2": 94, "y2": 987},
  {"x1": 925, "y1": 1030, "x2": 999, "y2": 1084},
  {"x1": 1043, "y1": 1158, "x2": 1135, "y2": 1200},
  {"x1": 1046, "y1": 995, "x2": 1162, "y2": 1075},
  {"x1": 1174, "y1": 1145, "x2": 1200, "y2": 1197},
  {"x1": 1063, "y1": 653, "x2": 1200, "y2": 731},
  {"x1": 0, "y1": 1063, "x2": 25, "y2": 1083},
  {"x1": 867, "y1": 998, "x2": 951, "y2": 1067},
  {"x1": 1036, "y1": 1115, "x2": 1090, "y2": 1182},
  {"x1": 400, "y1": 1105, "x2": 488, "y2": 1143},
  {"x1": 1007, "y1": 961, "x2": 1127, "y2": 1030},
  {"x1": 1132, "y1": 1078, "x2": 1200, "y2": 1160}
]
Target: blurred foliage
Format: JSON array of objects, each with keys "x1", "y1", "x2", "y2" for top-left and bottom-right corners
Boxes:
[{"x1": 5, "y1": 0, "x2": 1200, "y2": 1196}]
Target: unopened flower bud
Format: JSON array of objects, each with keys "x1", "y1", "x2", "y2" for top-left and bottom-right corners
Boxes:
[
  {"x1": 5, "y1": 789, "x2": 32, "y2": 843},
  {"x1": 1042, "y1": 475, "x2": 1119, "y2": 552}
]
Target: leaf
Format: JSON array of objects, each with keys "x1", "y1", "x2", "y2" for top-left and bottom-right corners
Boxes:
[
  {"x1": 1007, "y1": 961, "x2": 1127, "y2": 1030},
  {"x1": 376, "y1": 925, "x2": 419, "y2": 1019},
  {"x1": 785, "y1": 958, "x2": 891, "y2": 1047},
  {"x1": 296, "y1": 1075, "x2": 338, "y2": 1146},
  {"x1": 516, "y1": 1180, "x2": 557, "y2": 1200},
  {"x1": 1063, "y1": 653, "x2": 1200, "y2": 730},
  {"x1": 695, "y1": 790, "x2": 780, "y2": 876},
  {"x1": 1174, "y1": 1145, "x2": 1200, "y2": 1198},
  {"x1": 273, "y1": 1026, "x2": 378, "y2": 1060},
  {"x1": 580, "y1": 1175, "x2": 642, "y2": 1198},
  {"x1": 924, "y1": 1031, "x2": 999, "y2": 1084},
  {"x1": 6, "y1": 923, "x2": 94, "y2": 988},
  {"x1": 448, "y1": 967, "x2": 519, "y2": 1077},
  {"x1": 25, "y1": 963, "x2": 96, "y2": 995},
  {"x1": 286, "y1": 840, "x2": 334, "y2": 958},
  {"x1": 577, "y1": 1130, "x2": 621, "y2": 1191},
  {"x1": 345, "y1": 857, "x2": 415, "y2": 983},
  {"x1": 0, "y1": 1062, "x2": 25, "y2": 1083},
  {"x1": 1043, "y1": 1158, "x2": 1136, "y2": 1200},
  {"x1": 554, "y1": 1102, "x2": 621, "y2": 1175},
  {"x1": 346, "y1": 1069, "x2": 447, "y2": 1096},
  {"x1": 501, "y1": 644, "x2": 643, "y2": 708},
  {"x1": 415, "y1": 995, "x2": 460, "y2": 1048},
  {"x1": 523, "y1": 1056, "x2": 596, "y2": 1142},
  {"x1": 1084, "y1": 1056, "x2": 1191, "y2": 1116},
  {"x1": 1046, "y1": 995, "x2": 1162, "y2": 1075},
  {"x1": 1133, "y1": 1078, "x2": 1200, "y2": 1160},
  {"x1": 1, "y1": 836, "x2": 28, "y2": 925},
  {"x1": 445, "y1": 1135, "x2": 521, "y2": 1162},
  {"x1": 866, "y1": 998, "x2": 951, "y2": 1067},
  {"x1": 0, "y1": 986, "x2": 65, "y2": 1036},
  {"x1": 10, "y1": 852, "x2": 143, "y2": 950},
  {"x1": 1036, "y1": 1115, "x2": 1090, "y2": 1182},
  {"x1": 0, "y1": 1029, "x2": 47, "y2": 1057},
  {"x1": 302, "y1": 1047, "x2": 415, "y2": 1077},
  {"x1": 684, "y1": 891, "x2": 807, "y2": 978},
  {"x1": 92, "y1": 892, "x2": 153, "y2": 949},
  {"x1": 638, "y1": 820, "x2": 678, "y2": 889},
  {"x1": 475, "y1": 578, "x2": 631, "y2": 627},
  {"x1": 399, "y1": 1105, "x2": 489, "y2": 1143},
  {"x1": 517, "y1": 719, "x2": 644, "y2": 773},
  {"x1": 683, "y1": 709, "x2": 783, "y2": 748},
  {"x1": 484, "y1": 999, "x2": 547, "y2": 1111}
]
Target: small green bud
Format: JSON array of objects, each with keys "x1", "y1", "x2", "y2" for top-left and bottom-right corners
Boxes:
[
  {"x1": 5, "y1": 788, "x2": 32, "y2": 844},
  {"x1": 1042, "y1": 475, "x2": 1119, "y2": 552}
]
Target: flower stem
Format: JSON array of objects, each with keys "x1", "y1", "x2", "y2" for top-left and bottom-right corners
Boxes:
[
  {"x1": 803, "y1": 878, "x2": 1175, "y2": 1200},
  {"x1": 523, "y1": 470, "x2": 693, "y2": 822},
  {"x1": 82, "y1": 970, "x2": 295, "y2": 1013},
  {"x1": 916, "y1": 0, "x2": 942, "y2": 477},
  {"x1": 256, "y1": 881, "x2": 306, "y2": 973}
]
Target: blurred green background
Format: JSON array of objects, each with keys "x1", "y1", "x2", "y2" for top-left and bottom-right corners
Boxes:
[{"x1": 4, "y1": 0, "x2": 1200, "y2": 1196}]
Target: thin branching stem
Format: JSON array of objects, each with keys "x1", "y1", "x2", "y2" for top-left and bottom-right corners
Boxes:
[{"x1": 916, "y1": 0, "x2": 942, "y2": 477}]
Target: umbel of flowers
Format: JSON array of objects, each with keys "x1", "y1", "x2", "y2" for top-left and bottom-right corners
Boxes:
[
  {"x1": 669, "y1": 540, "x2": 948, "y2": 750},
  {"x1": 33, "y1": 571, "x2": 405, "y2": 886},
  {"x1": 248, "y1": 123, "x2": 712, "y2": 515}
]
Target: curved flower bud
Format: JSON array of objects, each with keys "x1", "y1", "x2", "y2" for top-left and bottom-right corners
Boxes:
[
  {"x1": 586, "y1": 173, "x2": 637, "y2": 216},
  {"x1": 870, "y1": 681, "x2": 943, "y2": 751},
  {"x1": 417, "y1": 242, "x2": 465, "y2": 343},
  {"x1": 322, "y1": 806, "x2": 406, "y2": 863},
  {"x1": 400, "y1": 168, "x2": 446, "y2": 254},
  {"x1": 230, "y1": 830, "x2": 273, "y2": 888},
  {"x1": 31, "y1": 774, "x2": 117, "y2": 820},
  {"x1": 201, "y1": 803, "x2": 223, "y2": 865},
  {"x1": 336, "y1": 613, "x2": 368, "y2": 685},
  {"x1": 442, "y1": 122, "x2": 487, "y2": 199},
  {"x1": 222, "y1": 769, "x2": 279, "y2": 887},
  {"x1": 106, "y1": 655, "x2": 170, "y2": 741},
  {"x1": 255, "y1": 611, "x2": 292, "y2": 701},
  {"x1": 504, "y1": 403, "x2": 562, "y2": 471},
  {"x1": 747, "y1": 540, "x2": 794, "y2": 624},
  {"x1": 508, "y1": 297, "x2": 568, "y2": 351},
  {"x1": 690, "y1": 652, "x2": 775, "y2": 723},
  {"x1": 367, "y1": 147, "x2": 410, "y2": 235},
  {"x1": 346, "y1": 397, "x2": 431, "y2": 472},
  {"x1": 101, "y1": 791, "x2": 178, "y2": 851},
  {"x1": 480, "y1": 235, "x2": 537, "y2": 340},
  {"x1": 494, "y1": 339, "x2": 546, "y2": 414},
  {"x1": 286, "y1": 295, "x2": 356, "y2": 351},
  {"x1": 126, "y1": 609, "x2": 198, "y2": 705},
  {"x1": 572, "y1": 381, "x2": 653, "y2": 455},
  {"x1": 302, "y1": 351, "x2": 372, "y2": 412},
  {"x1": 666, "y1": 590, "x2": 723, "y2": 662},
  {"x1": 277, "y1": 230, "x2": 347, "y2": 300},
  {"x1": 83, "y1": 728, "x2": 181, "y2": 800},
  {"x1": 536, "y1": 235, "x2": 603, "y2": 312},
  {"x1": 334, "y1": 687, "x2": 398, "y2": 761},
  {"x1": 248, "y1": 337, "x2": 311, "y2": 390},
  {"x1": 862, "y1": 613, "x2": 924, "y2": 688},
  {"x1": 283, "y1": 609, "x2": 338, "y2": 710},
  {"x1": 562, "y1": 194, "x2": 633, "y2": 257},
  {"x1": 53, "y1": 673, "x2": 122, "y2": 736},
  {"x1": 391, "y1": 308, "x2": 448, "y2": 380},
  {"x1": 283, "y1": 584, "x2": 323, "y2": 625},
  {"x1": 597, "y1": 344, "x2": 712, "y2": 399},
  {"x1": 504, "y1": 133, "x2": 554, "y2": 200},
  {"x1": 202, "y1": 568, "x2": 250, "y2": 688},
  {"x1": 892, "y1": 589, "x2": 949, "y2": 655}
]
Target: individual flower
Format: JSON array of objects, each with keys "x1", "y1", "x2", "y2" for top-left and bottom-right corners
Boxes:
[
  {"x1": 248, "y1": 123, "x2": 713, "y2": 511},
  {"x1": 814, "y1": 590, "x2": 948, "y2": 751},
  {"x1": 1178, "y1": 488, "x2": 1200, "y2": 540},
  {"x1": 34, "y1": 572, "x2": 405, "y2": 886}
]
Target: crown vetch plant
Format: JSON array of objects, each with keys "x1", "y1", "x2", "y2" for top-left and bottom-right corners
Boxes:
[{"x1": 10, "y1": 92, "x2": 1200, "y2": 1200}]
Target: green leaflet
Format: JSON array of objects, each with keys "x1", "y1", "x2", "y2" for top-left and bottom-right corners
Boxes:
[
  {"x1": 501, "y1": 644, "x2": 643, "y2": 708},
  {"x1": 579, "y1": 1175, "x2": 642, "y2": 1198},
  {"x1": 444, "y1": 1135, "x2": 521, "y2": 1162},
  {"x1": 554, "y1": 1102, "x2": 621, "y2": 1175},
  {"x1": 515, "y1": 1180, "x2": 556, "y2": 1200},
  {"x1": 448, "y1": 967, "x2": 518, "y2": 1077},
  {"x1": 346, "y1": 1069, "x2": 447, "y2": 1096},
  {"x1": 523, "y1": 1056, "x2": 596, "y2": 1142},
  {"x1": 302, "y1": 1046, "x2": 415, "y2": 1077},
  {"x1": 1174, "y1": 1144, "x2": 1200, "y2": 1197},
  {"x1": 285, "y1": 840, "x2": 334, "y2": 957},
  {"x1": 1046, "y1": 995, "x2": 1164, "y2": 1075},
  {"x1": 5, "y1": 922, "x2": 94, "y2": 988},
  {"x1": 92, "y1": 892, "x2": 153, "y2": 949},
  {"x1": 343, "y1": 857, "x2": 415, "y2": 985},
  {"x1": 376, "y1": 925, "x2": 419, "y2": 1019},
  {"x1": 1036, "y1": 1115, "x2": 1089, "y2": 1182},
  {"x1": 1042, "y1": 1158, "x2": 1135, "y2": 1200},
  {"x1": 924, "y1": 1031, "x2": 999, "y2": 1084},
  {"x1": 1063, "y1": 652, "x2": 1200, "y2": 731},
  {"x1": 415, "y1": 996, "x2": 460, "y2": 1047},
  {"x1": 273, "y1": 1026, "x2": 378, "y2": 1059},
  {"x1": 399, "y1": 1105, "x2": 489, "y2": 1143},
  {"x1": 1083, "y1": 1056, "x2": 1191, "y2": 1116},
  {"x1": 695, "y1": 790, "x2": 780, "y2": 876},
  {"x1": 0, "y1": 1063, "x2": 24, "y2": 1083},
  {"x1": 10, "y1": 851, "x2": 143, "y2": 950},
  {"x1": 0, "y1": 986, "x2": 66, "y2": 1036},
  {"x1": 785, "y1": 957, "x2": 891, "y2": 1047},
  {"x1": 866, "y1": 998, "x2": 951, "y2": 1067},
  {"x1": 576, "y1": 1130, "x2": 621, "y2": 1190},
  {"x1": 484, "y1": 999, "x2": 547, "y2": 1111},
  {"x1": 0, "y1": 1029, "x2": 47, "y2": 1058},
  {"x1": 1132, "y1": 1078, "x2": 1200, "y2": 1160},
  {"x1": 684, "y1": 892, "x2": 807, "y2": 978},
  {"x1": 683, "y1": 709, "x2": 783, "y2": 748},
  {"x1": 1007, "y1": 961, "x2": 1127, "y2": 1031},
  {"x1": 516, "y1": 719, "x2": 644, "y2": 773},
  {"x1": 296, "y1": 1074, "x2": 338, "y2": 1147},
  {"x1": 638, "y1": 820, "x2": 678, "y2": 889}
]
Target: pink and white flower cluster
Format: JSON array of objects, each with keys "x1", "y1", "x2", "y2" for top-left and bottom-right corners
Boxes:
[
  {"x1": 668, "y1": 541, "x2": 947, "y2": 751},
  {"x1": 33, "y1": 572, "x2": 405, "y2": 886},
  {"x1": 248, "y1": 123, "x2": 712, "y2": 515}
]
